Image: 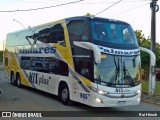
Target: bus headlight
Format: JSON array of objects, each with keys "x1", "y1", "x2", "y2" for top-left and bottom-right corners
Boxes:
[
  {"x1": 135, "y1": 90, "x2": 141, "y2": 95},
  {"x1": 95, "y1": 98, "x2": 103, "y2": 103},
  {"x1": 98, "y1": 90, "x2": 108, "y2": 95},
  {"x1": 98, "y1": 90, "x2": 104, "y2": 95}
]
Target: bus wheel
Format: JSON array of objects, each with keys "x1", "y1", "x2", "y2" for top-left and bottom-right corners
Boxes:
[
  {"x1": 16, "y1": 74, "x2": 22, "y2": 88},
  {"x1": 10, "y1": 73, "x2": 15, "y2": 85},
  {"x1": 60, "y1": 84, "x2": 73, "y2": 105}
]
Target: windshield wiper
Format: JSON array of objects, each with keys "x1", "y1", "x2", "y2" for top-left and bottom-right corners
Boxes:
[
  {"x1": 108, "y1": 56, "x2": 120, "y2": 87},
  {"x1": 123, "y1": 61, "x2": 135, "y2": 86},
  {"x1": 95, "y1": 79, "x2": 112, "y2": 86}
]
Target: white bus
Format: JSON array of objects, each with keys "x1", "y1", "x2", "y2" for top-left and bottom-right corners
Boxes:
[{"x1": 4, "y1": 16, "x2": 141, "y2": 107}]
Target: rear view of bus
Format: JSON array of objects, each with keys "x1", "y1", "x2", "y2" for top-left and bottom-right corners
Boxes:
[{"x1": 67, "y1": 17, "x2": 141, "y2": 107}]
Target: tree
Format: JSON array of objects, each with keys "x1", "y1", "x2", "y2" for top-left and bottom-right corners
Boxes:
[
  {"x1": 155, "y1": 43, "x2": 160, "y2": 68},
  {"x1": 135, "y1": 30, "x2": 160, "y2": 70},
  {"x1": 135, "y1": 30, "x2": 150, "y2": 70}
]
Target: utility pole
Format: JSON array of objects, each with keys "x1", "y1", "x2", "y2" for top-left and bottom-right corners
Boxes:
[
  {"x1": 150, "y1": 0, "x2": 159, "y2": 54},
  {"x1": 149, "y1": 0, "x2": 159, "y2": 96}
]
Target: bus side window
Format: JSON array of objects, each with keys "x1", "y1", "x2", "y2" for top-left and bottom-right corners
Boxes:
[
  {"x1": 48, "y1": 59, "x2": 69, "y2": 76},
  {"x1": 48, "y1": 61, "x2": 59, "y2": 74},
  {"x1": 20, "y1": 57, "x2": 30, "y2": 70},
  {"x1": 59, "y1": 60, "x2": 69, "y2": 76},
  {"x1": 25, "y1": 24, "x2": 66, "y2": 46},
  {"x1": 49, "y1": 24, "x2": 65, "y2": 46},
  {"x1": 80, "y1": 61, "x2": 90, "y2": 77},
  {"x1": 74, "y1": 58, "x2": 92, "y2": 80}
]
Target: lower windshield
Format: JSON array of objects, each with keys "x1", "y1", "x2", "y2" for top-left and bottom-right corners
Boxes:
[{"x1": 94, "y1": 54, "x2": 141, "y2": 87}]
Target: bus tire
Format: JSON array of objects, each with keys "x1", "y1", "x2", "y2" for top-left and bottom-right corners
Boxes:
[
  {"x1": 10, "y1": 72, "x2": 15, "y2": 86},
  {"x1": 16, "y1": 74, "x2": 22, "y2": 88},
  {"x1": 60, "y1": 84, "x2": 73, "y2": 105}
]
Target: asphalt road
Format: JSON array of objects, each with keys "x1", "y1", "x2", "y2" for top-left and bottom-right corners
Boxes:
[{"x1": 0, "y1": 69, "x2": 160, "y2": 120}]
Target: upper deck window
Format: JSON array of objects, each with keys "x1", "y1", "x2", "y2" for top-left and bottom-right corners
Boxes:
[
  {"x1": 67, "y1": 20, "x2": 90, "y2": 41},
  {"x1": 91, "y1": 20, "x2": 138, "y2": 49},
  {"x1": 25, "y1": 23, "x2": 66, "y2": 46}
]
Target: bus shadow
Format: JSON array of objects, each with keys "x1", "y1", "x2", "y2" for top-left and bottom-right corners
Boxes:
[
  {"x1": 20, "y1": 85, "x2": 59, "y2": 100},
  {"x1": 12, "y1": 84, "x2": 123, "y2": 112},
  {"x1": 73, "y1": 102, "x2": 120, "y2": 111}
]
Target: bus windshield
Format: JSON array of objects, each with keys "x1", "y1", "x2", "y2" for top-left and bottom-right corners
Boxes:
[
  {"x1": 94, "y1": 55, "x2": 141, "y2": 87},
  {"x1": 91, "y1": 20, "x2": 138, "y2": 49}
]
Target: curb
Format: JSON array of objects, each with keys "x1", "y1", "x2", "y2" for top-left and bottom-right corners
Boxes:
[
  {"x1": 141, "y1": 93, "x2": 160, "y2": 105},
  {"x1": 141, "y1": 98, "x2": 160, "y2": 105},
  {"x1": 141, "y1": 99, "x2": 160, "y2": 105}
]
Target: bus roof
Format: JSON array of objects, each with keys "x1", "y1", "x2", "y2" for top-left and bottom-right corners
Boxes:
[
  {"x1": 7, "y1": 16, "x2": 130, "y2": 35},
  {"x1": 65, "y1": 16, "x2": 130, "y2": 25}
]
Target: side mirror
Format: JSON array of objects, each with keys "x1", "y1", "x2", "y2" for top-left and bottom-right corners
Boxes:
[{"x1": 73, "y1": 41, "x2": 101, "y2": 63}]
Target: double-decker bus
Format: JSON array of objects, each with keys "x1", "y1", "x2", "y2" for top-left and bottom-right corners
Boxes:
[{"x1": 4, "y1": 16, "x2": 141, "y2": 107}]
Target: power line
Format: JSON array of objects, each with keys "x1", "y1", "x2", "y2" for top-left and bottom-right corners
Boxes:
[
  {"x1": 94, "y1": 0, "x2": 123, "y2": 16},
  {"x1": 83, "y1": 0, "x2": 150, "y2": 4},
  {"x1": 109, "y1": 2, "x2": 150, "y2": 17},
  {"x1": 11, "y1": 0, "x2": 65, "y2": 4},
  {"x1": 0, "y1": 0, "x2": 84, "y2": 12},
  {"x1": 12, "y1": 0, "x2": 52, "y2": 4}
]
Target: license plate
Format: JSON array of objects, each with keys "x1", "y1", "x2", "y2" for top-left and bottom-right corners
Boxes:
[{"x1": 117, "y1": 101, "x2": 126, "y2": 105}]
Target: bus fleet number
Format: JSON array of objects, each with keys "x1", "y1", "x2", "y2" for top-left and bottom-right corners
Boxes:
[{"x1": 80, "y1": 93, "x2": 88, "y2": 100}]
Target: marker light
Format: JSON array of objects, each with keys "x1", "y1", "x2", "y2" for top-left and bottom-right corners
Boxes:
[
  {"x1": 101, "y1": 54, "x2": 107, "y2": 59},
  {"x1": 137, "y1": 98, "x2": 141, "y2": 102},
  {"x1": 137, "y1": 90, "x2": 141, "y2": 94}
]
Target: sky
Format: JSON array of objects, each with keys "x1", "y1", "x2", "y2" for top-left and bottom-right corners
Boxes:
[{"x1": 0, "y1": 0, "x2": 160, "y2": 50}]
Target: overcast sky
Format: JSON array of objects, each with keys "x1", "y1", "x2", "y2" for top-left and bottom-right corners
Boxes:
[{"x1": 0, "y1": 0, "x2": 159, "y2": 50}]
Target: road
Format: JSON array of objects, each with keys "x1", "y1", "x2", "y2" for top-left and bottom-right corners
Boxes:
[{"x1": 0, "y1": 69, "x2": 160, "y2": 120}]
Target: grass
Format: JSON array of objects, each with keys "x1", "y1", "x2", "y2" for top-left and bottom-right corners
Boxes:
[{"x1": 141, "y1": 80, "x2": 160, "y2": 95}]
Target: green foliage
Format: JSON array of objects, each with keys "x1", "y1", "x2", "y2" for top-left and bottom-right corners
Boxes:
[
  {"x1": 141, "y1": 80, "x2": 160, "y2": 95},
  {"x1": 141, "y1": 80, "x2": 148, "y2": 93},
  {"x1": 135, "y1": 30, "x2": 160, "y2": 70},
  {"x1": 135, "y1": 30, "x2": 150, "y2": 70},
  {"x1": 155, "y1": 43, "x2": 160, "y2": 68}
]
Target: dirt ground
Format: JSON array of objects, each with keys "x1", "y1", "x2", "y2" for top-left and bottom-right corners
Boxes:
[{"x1": 141, "y1": 93, "x2": 160, "y2": 106}]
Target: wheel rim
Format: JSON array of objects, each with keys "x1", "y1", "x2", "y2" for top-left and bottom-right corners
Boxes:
[{"x1": 62, "y1": 89, "x2": 68, "y2": 102}]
